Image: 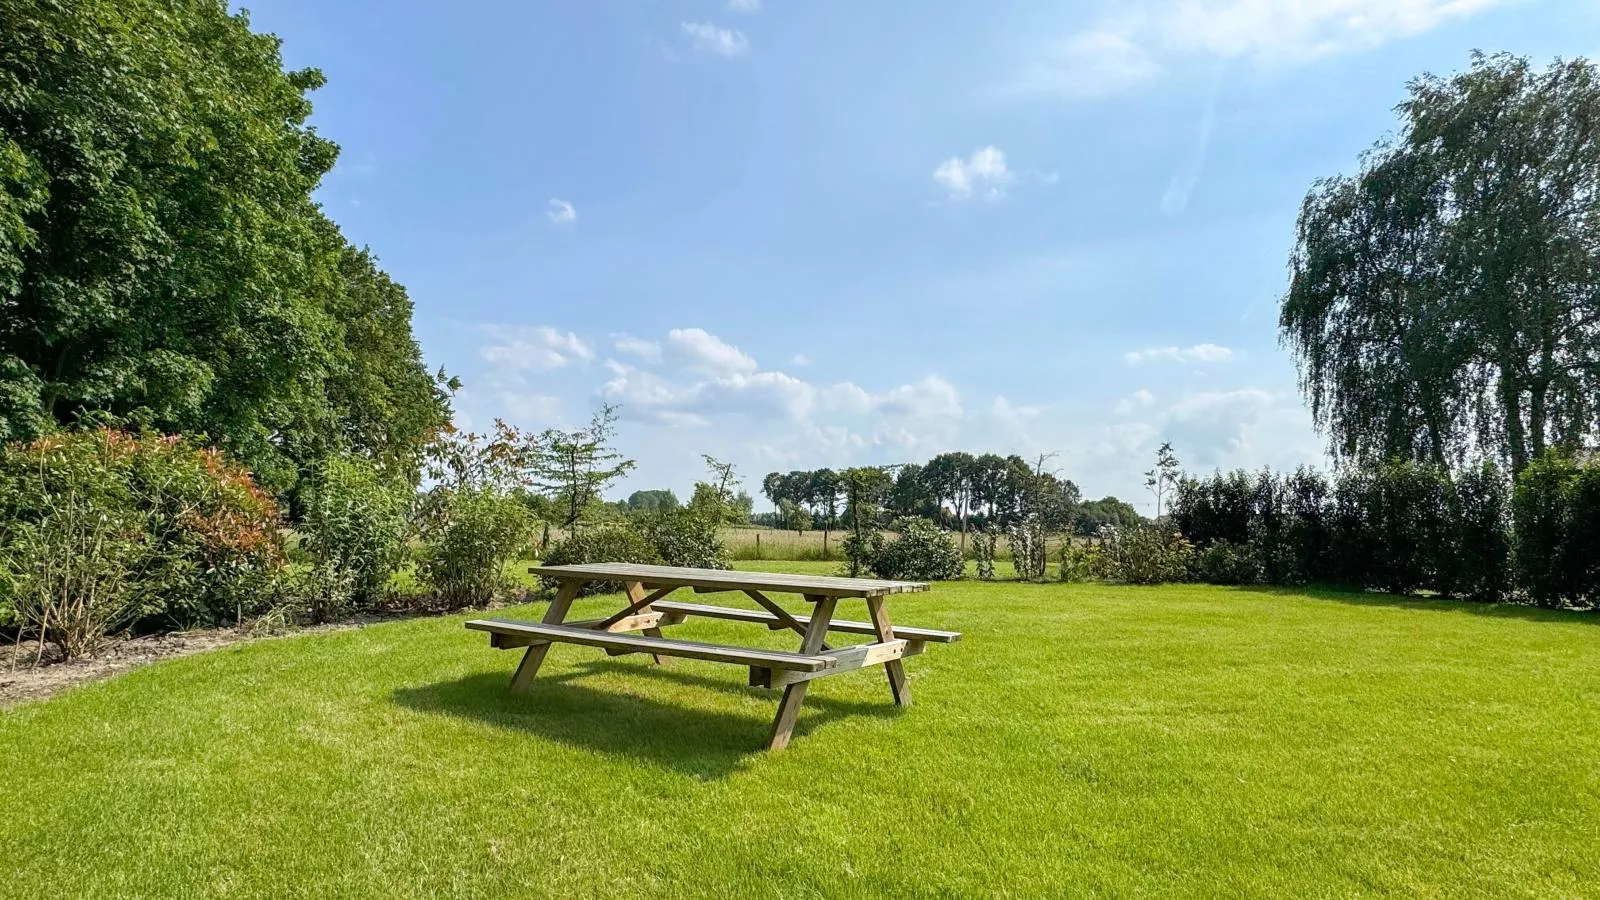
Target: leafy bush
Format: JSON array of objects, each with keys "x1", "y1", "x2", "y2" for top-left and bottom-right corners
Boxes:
[
  {"x1": 630, "y1": 508, "x2": 730, "y2": 570},
  {"x1": 0, "y1": 490, "x2": 149, "y2": 659},
  {"x1": 539, "y1": 525, "x2": 661, "y2": 596},
  {"x1": 1101, "y1": 523, "x2": 1193, "y2": 585},
  {"x1": 299, "y1": 454, "x2": 411, "y2": 616},
  {"x1": 1454, "y1": 462, "x2": 1512, "y2": 602},
  {"x1": 1193, "y1": 539, "x2": 1261, "y2": 586},
  {"x1": 0, "y1": 430, "x2": 285, "y2": 637},
  {"x1": 868, "y1": 519, "x2": 963, "y2": 581},
  {"x1": 973, "y1": 530, "x2": 997, "y2": 580},
  {"x1": 1058, "y1": 540, "x2": 1102, "y2": 582},
  {"x1": 1512, "y1": 453, "x2": 1575, "y2": 608},
  {"x1": 1512, "y1": 453, "x2": 1600, "y2": 608},
  {"x1": 416, "y1": 487, "x2": 535, "y2": 609}
]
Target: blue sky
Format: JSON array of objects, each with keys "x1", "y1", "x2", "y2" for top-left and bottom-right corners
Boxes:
[{"x1": 248, "y1": 0, "x2": 1597, "y2": 510}]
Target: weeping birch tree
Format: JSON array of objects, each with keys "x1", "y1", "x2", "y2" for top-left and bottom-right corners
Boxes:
[{"x1": 1281, "y1": 53, "x2": 1600, "y2": 475}]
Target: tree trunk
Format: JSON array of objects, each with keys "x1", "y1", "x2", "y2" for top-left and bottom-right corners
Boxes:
[{"x1": 1501, "y1": 372, "x2": 1530, "y2": 475}]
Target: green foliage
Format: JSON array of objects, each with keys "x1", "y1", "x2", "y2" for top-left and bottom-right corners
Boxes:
[
  {"x1": 1193, "y1": 540, "x2": 1262, "y2": 586},
  {"x1": 973, "y1": 529, "x2": 998, "y2": 580},
  {"x1": 1101, "y1": 524, "x2": 1193, "y2": 585},
  {"x1": 1058, "y1": 540, "x2": 1103, "y2": 583},
  {"x1": 532, "y1": 405, "x2": 635, "y2": 528},
  {"x1": 630, "y1": 508, "x2": 730, "y2": 571},
  {"x1": 1454, "y1": 462, "x2": 1512, "y2": 602},
  {"x1": 625, "y1": 489, "x2": 679, "y2": 514},
  {"x1": 0, "y1": 0, "x2": 448, "y2": 488},
  {"x1": 299, "y1": 454, "x2": 411, "y2": 617},
  {"x1": 1511, "y1": 453, "x2": 1599, "y2": 608},
  {"x1": 415, "y1": 488, "x2": 534, "y2": 610},
  {"x1": 1282, "y1": 53, "x2": 1600, "y2": 475},
  {"x1": 538, "y1": 526, "x2": 661, "y2": 596},
  {"x1": 0, "y1": 429, "x2": 285, "y2": 643},
  {"x1": 868, "y1": 519, "x2": 963, "y2": 581},
  {"x1": 0, "y1": 488, "x2": 148, "y2": 659},
  {"x1": 1075, "y1": 496, "x2": 1143, "y2": 536}
]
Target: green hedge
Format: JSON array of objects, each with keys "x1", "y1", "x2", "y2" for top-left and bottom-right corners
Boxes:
[{"x1": 1174, "y1": 455, "x2": 1596, "y2": 607}]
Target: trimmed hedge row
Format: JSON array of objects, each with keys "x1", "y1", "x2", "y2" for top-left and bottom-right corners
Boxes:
[{"x1": 1172, "y1": 455, "x2": 1598, "y2": 607}]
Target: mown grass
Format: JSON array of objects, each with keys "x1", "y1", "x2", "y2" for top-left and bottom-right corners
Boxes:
[{"x1": 2, "y1": 563, "x2": 1597, "y2": 897}]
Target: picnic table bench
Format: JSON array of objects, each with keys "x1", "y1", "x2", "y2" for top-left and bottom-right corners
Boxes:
[{"x1": 466, "y1": 563, "x2": 961, "y2": 750}]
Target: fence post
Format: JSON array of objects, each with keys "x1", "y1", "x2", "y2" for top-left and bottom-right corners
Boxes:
[{"x1": 756, "y1": 533, "x2": 762, "y2": 558}]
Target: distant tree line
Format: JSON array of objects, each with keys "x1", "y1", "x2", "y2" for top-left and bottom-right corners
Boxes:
[{"x1": 757, "y1": 452, "x2": 1135, "y2": 546}]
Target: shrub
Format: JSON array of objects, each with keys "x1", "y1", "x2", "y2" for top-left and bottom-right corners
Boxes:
[
  {"x1": 298, "y1": 454, "x2": 412, "y2": 617},
  {"x1": 1193, "y1": 539, "x2": 1261, "y2": 586},
  {"x1": 631, "y1": 508, "x2": 730, "y2": 570},
  {"x1": 973, "y1": 530, "x2": 997, "y2": 580},
  {"x1": 1513, "y1": 453, "x2": 1576, "y2": 608},
  {"x1": 869, "y1": 519, "x2": 963, "y2": 581},
  {"x1": 1008, "y1": 518, "x2": 1049, "y2": 581},
  {"x1": 1058, "y1": 540, "x2": 1102, "y2": 582},
  {"x1": 416, "y1": 487, "x2": 535, "y2": 609},
  {"x1": 1102, "y1": 523, "x2": 1193, "y2": 585},
  {"x1": 539, "y1": 525, "x2": 661, "y2": 596},
  {"x1": 0, "y1": 490, "x2": 149, "y2": 659},
  {"x1": 1569, "y1": 463, "x2": 1600, "y2": 606},
  {"x1": 0, "y1": 429, "x2": 285, "y2": 636},
  {"x1": 1454, "y1": 461, "x2": 1512, "y2": 602}
]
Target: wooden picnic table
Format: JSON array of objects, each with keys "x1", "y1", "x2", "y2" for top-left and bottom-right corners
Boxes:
[{"x1": 466, "y1": 563, "x2": 962, "y2": 750}]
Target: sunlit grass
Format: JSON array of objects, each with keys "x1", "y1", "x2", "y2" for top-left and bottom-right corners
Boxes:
[{"x1": 2, "y1": 562, "x2": 1596, "y2": 897}]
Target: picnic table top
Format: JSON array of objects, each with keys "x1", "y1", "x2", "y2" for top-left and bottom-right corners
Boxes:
[{"x1": 529, "y1": 562, "x2": 930, "y2": 598}]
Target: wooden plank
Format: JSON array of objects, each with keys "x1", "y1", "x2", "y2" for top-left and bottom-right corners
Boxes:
[
  {"x1": 509, "y1": 579, "x2": 582, "y2": 693},
  {"x1": 623, "y1": 581, "x2": 671, "y2": 667},
  {"x1": 866, "y1": 595, "x2": 911, "y2": 708},
  {"x1": 528, "y1": 563, "x2": 929, "y2": 598},
  {"x1": 651, "y1": 600, "x2": 962, "y2": 643},
  {"x1": 768, "y1": 639, "x2": 908, "y2": 687},
  {"x1": 565, "y1": 611, "x2": 666, "y2": 633},
  {"x1": 742, "y1": 589, "x2": 826, "y2": 648},
  {"x1": 466, "y1": 619, "x2": 837, "y2": 672},
  {"x1": 595, "y1": 585, "x2": 675, "y2": 629},
  {"x1": 766, "y1": 594, "x2": 837, "y2": 751}
]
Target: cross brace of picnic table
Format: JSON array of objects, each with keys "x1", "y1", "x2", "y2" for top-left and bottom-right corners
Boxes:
[{"x1": 465, "y1": 563, "x2": 961, "y2": 751}]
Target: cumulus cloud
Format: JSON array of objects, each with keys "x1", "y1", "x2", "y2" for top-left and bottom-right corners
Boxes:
[
  {"x1": 611, "y1": 333, "x2": 663, "y2": 363},
  {"x1": 1026, "y1": 0, "x2": 1509, "y2": 98},
  {"x1": 480, "y1": 326, "x2": 593, "y2": 372},
  {"x1": 1115, "y1": 388, "x2": 1157, "y2": 415},
  {"x1": 682, "y1": 21, "x2": 749, "y2": 56},
  {"x1": 666, "y1": 327, "x2": 759, "y2": 375},
  {"x1": 1124, "y1": 343, "x2": 1236, "y2": 365},
  {"x1": 727, "y1": 0, "x2": 760, "y2": 11},
  {"x1": 934, "y1": 146, "x2": 1015, "y2": 201},
  {"x1": 547, "y1": 198, "x2": 576, "y2": 224}
]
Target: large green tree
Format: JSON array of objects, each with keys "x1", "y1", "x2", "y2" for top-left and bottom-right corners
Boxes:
[
  {"x1": 1281, "y1": 53, "x2": 1600, "y2": 474},
  {"x1": 0, "y1": 0, "x2": 448, "y2": 489}
]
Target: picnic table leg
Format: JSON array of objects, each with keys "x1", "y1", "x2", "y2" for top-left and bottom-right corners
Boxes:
[
  {"x1": 623, "y1": 580, "x2": 669, "y2": 666},
  {"x1": 510, "y1": 578, "x2": 582, "y2": 693},
  {"x1": 766, "y1": 594, "x2": 837, "y2": 751},
  {"x1": 866, "y1": 596, "x2": 911, "y2": 708}
]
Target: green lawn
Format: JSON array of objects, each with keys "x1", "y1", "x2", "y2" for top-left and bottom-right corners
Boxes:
[{"x1": 3, "y1": 563, "x2": 1598, "y2": 897}]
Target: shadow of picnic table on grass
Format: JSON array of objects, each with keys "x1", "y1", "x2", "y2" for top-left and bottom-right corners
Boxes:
[{"x1": 391, "y1": 661, "x2": 899, "y2": 780}]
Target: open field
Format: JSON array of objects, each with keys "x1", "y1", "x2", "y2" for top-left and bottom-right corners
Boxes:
[
  {"x1": 2, "y1": 562, "x2": 1597, "y2": 897},
  {"x1": 722, "y1": 526, "x2": 1074, "y2": 562}
]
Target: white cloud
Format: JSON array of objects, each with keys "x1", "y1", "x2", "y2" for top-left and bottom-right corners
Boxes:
[
  {"x1": 791, "y1": 353, "x2": 811, "y2": 366},
  {"x1": 1161, "y1": 73, "x2": 1221, "y2": 216},
  {"x1": 682, "y1": 21, "x2": 749, "y2": 56},
  {"x1": 1124, "y1": 343, "x2": 1236, "y2": 365},
  {"x1": 480, "y1": 326, "x2": 593, "y2": 372},
  {"x1": 1027, "y1": 0, "x2": 1509, "y2": 98},
  {"x1": 1115, "y1": 388, "x2": 1157, "y2": 415},
  {"x1": 727, "y1": 0, "x2": 760, "y2": 11},
  {"x1": 547, "y1": 198, "x2": 576, "y2": 224},
  {"x1": 934, "y1": 146, "x2": 1015, "y2": 201},
  {"x1": 611, "y1": 333, "x2": 663, "y2": 363},
  {"x1": 666, "y1": 327, "x2": 759, "y2": 375}
]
